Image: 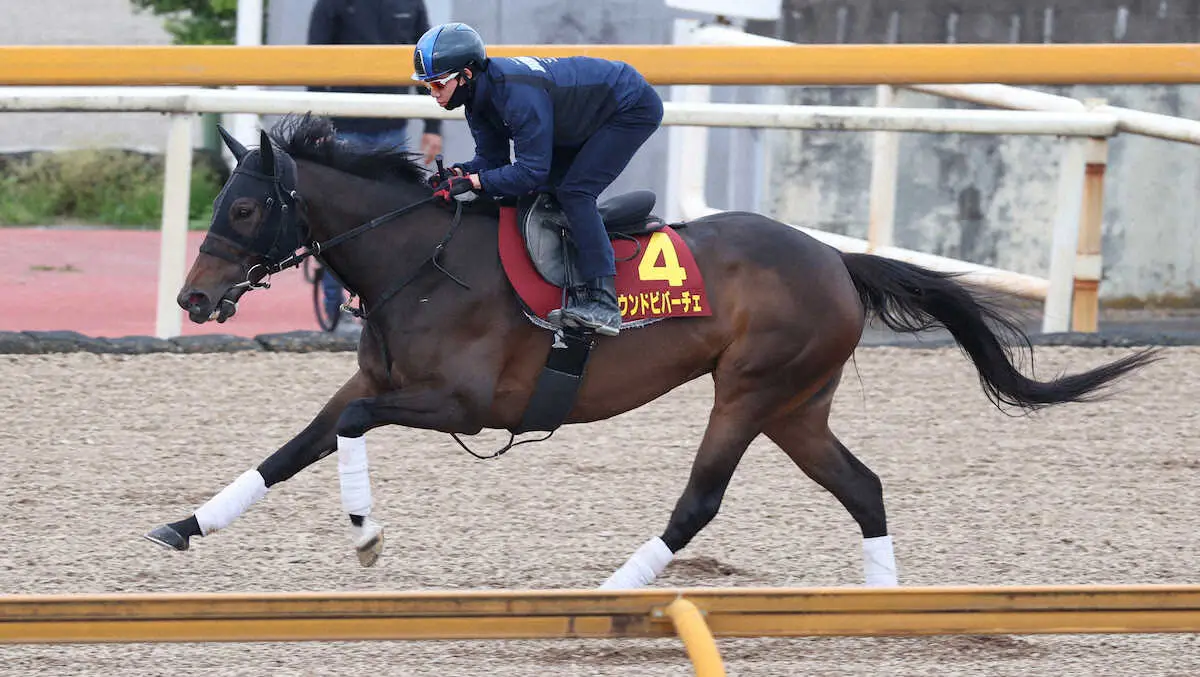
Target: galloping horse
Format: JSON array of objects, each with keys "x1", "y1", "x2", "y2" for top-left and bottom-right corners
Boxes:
[{"x1": 145, "y1": 114, "x2": 1158, "y2": 588}]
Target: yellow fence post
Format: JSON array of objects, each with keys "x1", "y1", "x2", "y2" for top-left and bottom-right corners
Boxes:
[{"x1": 663, "y1": 598, "x2": 726, "y2": 677}]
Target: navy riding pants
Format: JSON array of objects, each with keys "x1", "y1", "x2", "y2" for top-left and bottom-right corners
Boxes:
[{"x1": 549, "y1": 86, "x2": 664, "y2": 283}]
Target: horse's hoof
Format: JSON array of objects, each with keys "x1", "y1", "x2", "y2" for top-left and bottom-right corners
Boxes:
[
  {"x1": 356, "y1": 533, "x2": 383, "y2": 567},
  {"x1": 351, "y1": 518, "x2": 384, "y2": 568},
  {"x1": 143, "y1": 524, "x2": 189, "y2": 552}
]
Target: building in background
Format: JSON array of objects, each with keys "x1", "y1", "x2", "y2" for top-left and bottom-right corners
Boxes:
[
  {"x1": 5, "y1": 0, "x2": 1200, "y2": 300},
  {"x1": 0, "y1": 0, "x2": 179, "y2": 153},
  {"x1": 757, "y1": 0, "x2": 1200, "y2": 300}
]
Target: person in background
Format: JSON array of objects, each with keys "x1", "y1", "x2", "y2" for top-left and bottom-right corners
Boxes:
[{"x1": 307, "y1": 0, "x2": 444, "y2": 334}]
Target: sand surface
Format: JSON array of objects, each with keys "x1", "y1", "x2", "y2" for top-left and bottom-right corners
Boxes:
[{"x1": 2, "y1": 346, "x2": 1198, "y2": 676}]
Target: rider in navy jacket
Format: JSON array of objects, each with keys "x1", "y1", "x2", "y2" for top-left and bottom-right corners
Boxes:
[
  {"x1": 415, "y1": 23, "x2": 664, "y2": 337},
  {"x1": 456, "y1": 55, "x2": 652, "y2": 195}
]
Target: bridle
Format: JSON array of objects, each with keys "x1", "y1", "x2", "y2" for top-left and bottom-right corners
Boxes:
[
  {"x1": 202, "y1": 163, "x2": 468, "y2": 317},
  {"x1": 199, "y1": 165, "x2": 303, "y2": 293}
]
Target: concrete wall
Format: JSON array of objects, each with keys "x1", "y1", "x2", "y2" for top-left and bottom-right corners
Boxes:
[
  {"x1": 5, "y1": 0, "x2": 1199, "y2": 299},
  {"x1": 757, "y1": 0, "x2": 1200, "y2": 299},
  {"x1": 0, "y1": 0, "x2": 178, "y2": 153},
  {"x1": 259, "y1": 0, "x2": 1200, "y2": 300}
]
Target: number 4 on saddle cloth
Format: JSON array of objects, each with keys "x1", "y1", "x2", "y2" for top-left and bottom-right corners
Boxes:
[
  {"x1": 497, "y1": 190, "x2": 711, "y2": 437},
  {"x1": 498, "y1": 190, "x2": 711, "y2": 328}
]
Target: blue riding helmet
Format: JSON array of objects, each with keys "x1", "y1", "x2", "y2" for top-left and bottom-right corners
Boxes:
[{"x1": 412, "y1": 23, "x2": 488, "y2": 82}]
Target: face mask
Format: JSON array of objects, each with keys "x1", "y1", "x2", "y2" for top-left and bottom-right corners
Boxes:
[{"x1": 444, "y1": 76, "x2": 472, "y2": 110}]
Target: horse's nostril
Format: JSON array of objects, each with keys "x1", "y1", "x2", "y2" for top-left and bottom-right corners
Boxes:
[{"x1": 178, "y1": 290, "x2": 210, "y2": 312}]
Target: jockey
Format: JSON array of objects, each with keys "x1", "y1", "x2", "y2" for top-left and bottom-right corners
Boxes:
[{"x1": 413, "y1": 22, "x2": 664, "y2": 337}]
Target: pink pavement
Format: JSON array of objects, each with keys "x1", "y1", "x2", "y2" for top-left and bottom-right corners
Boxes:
[{"x1": 1, "y1": 228, "x2": 324, "y2": 338}]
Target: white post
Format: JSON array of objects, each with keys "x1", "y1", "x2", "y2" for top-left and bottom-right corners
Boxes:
[
  {"x1": 155, "y1": 113, "x2": 195, "y2": 339},
  {"x1": 1042, "y1": 136, "x2": 1087, "y2": 334},
  {"x1": 867, "y1": 85, "x2": 899, "y2": 252},
  {"x1": 229, "y1": 0, "x2": 264, "y2": 161},
  {"x1": 666, "y1": 18, "x2": 695, "y2": 223},
  {"x1": 665, "y1": 19, "x2": 715, "y2": 222}
]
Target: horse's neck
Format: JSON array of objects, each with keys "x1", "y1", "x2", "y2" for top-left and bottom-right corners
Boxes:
[{"x1": 299, "y1": 163, "x2": 434, "y2": 300}]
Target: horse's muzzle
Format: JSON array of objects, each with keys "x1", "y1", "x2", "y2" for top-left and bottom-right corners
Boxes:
[
  {"x1": 178, "y1": 289, "x2": 239, "y2": 324},
  {"x1": 178, "y1": 289, "x2": 212, "y2": 323}
]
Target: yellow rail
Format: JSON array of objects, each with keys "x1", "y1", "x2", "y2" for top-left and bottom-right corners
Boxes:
[
  {"x1": 2, "y1": 44, "x2": 1200, "y2": 86},
  {"x1": 4, "y1": 583, "x2": 1200, "y2": 677}
]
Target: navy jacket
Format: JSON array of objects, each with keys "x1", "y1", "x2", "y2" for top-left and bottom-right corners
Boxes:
[
  {"x1": 456, "y1": 56, "x2": 651, "y2": 197},
  {"x1": 307, "y1": 0, "x2": 441, "y2": 136}
]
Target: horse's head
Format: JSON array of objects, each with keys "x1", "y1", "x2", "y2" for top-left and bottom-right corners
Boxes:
[{"x1": 177, "y1": 126, "x2": 305, "y2": 324}]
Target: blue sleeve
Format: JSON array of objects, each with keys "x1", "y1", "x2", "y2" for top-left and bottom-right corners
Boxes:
[
  {"x1": 456, "y1": 114, "x2": 510, "y2": 174},
  {"x1": 478, "y1": 85, "x2": 553, "y2": 196}
]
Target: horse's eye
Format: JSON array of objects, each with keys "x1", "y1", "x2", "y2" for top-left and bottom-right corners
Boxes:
[{"x1": 234, "y1": 205, "x2": 253, "y2": 219}]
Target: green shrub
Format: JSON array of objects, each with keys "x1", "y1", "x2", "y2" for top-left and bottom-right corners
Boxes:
[
  {"x1": 129, "y1": 0, "x2": 240, "y2": 46},
  {"x1": 0, "y1": 149, "x2": 226, "y2": 228}
]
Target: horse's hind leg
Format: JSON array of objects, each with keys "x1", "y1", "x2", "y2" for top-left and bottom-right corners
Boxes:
[
  {"x1": 599, "y1": 321, "x2": 866, "y2": 588},
  {"x1": 762, "y1": 375, "x2": 897, "y2": 586},
  {"x1": 597, "y1": 343, "x2": 847, "y2": 590},
  {"x1": 599, "y1": 396, "x2": 761, "y2": 589}
]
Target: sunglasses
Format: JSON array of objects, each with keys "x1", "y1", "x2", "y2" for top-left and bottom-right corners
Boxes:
[{"x1": 422, "y1": 72, "x2": 461, "y2": 91}]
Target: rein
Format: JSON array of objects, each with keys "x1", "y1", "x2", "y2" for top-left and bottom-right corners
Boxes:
[
  {"x1": 351, "y1": 199, "x2": 470, "y2": 322},
  {"x1": 236, "y1": 195, "x2": 471, "y2": 322},
  {"x1": 264, "y1": 195, "x2": 441, "y2": 280}
]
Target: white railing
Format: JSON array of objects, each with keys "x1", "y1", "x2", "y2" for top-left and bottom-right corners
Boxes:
[
  {"x1": 678, "y1": 20, "x2": 1200, "y2": 333},
  {"x1": 686, "y1": 23, "x2": 1200, "y2": 144},
  {"x1": 0, "y1": 85, "x2": 1118, "y2": 338}
]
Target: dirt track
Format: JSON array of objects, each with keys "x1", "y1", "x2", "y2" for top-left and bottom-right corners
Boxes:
[{"x1": 2, "y1": 346, "x2": 1200, "y2": 676}]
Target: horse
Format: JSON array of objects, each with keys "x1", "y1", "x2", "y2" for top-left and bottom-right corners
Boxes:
[{"x1": 144, "y1": 113, "x2": 1159, "y2": 589}]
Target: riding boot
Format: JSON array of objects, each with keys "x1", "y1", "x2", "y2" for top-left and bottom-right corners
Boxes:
[
  {"x1": 561, "y1": 276, "x2": 622, "y2": 337},
  {"x1": 546, "y1": 287, "x2": 579, "y2": 329}
]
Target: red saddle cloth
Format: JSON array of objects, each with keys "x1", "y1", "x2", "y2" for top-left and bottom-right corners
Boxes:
[{"x1": 496, "y1": 206, "x2": 712, "y2": 327}]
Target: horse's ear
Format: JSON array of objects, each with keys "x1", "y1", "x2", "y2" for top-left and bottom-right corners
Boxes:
[
  {"x1": 258, "y1": 129, "x2": 276, "y2": 176},
  {"x1": 217, "y1": 125, "x2": 248, "y2": 162}
]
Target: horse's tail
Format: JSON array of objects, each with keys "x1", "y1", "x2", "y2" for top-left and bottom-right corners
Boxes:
[{"x1": 840, "y1": 252, "x2": 1161, "y2": 412}]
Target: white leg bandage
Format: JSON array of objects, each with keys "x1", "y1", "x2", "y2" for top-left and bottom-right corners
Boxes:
[
  {"x1": 599, "y1": 537, "x2": 675, "y2": 590},
  {"x1": 337, "y1": 435, "x2": 372, "y2": 516},
  {"x1": 194, "y1": 469, "x2": 268, "y2": 536},
  {"x1": 863, "y1": 534, "x2": 898, "y2": 587}
]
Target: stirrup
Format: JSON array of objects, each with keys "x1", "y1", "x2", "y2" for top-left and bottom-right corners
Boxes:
[{"x1": 561, "y1": 306, "x2": 621, "y2": 337}]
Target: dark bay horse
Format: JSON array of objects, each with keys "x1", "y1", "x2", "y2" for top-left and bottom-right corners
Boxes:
[{"x1": 145, "y1": 114, "x2": 1159, "y2": 588}]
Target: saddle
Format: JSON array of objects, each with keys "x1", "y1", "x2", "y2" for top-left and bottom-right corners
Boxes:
[
  {"x1": 499, "y1": 189, "x2": 708, "y2": 437},
  {"x1": 519, "y1": 190, "x2": 665, "y2": 288}
]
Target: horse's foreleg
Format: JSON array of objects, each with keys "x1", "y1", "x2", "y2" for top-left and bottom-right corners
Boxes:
[
  {"x1": 143, "y1": 370, "x2": 376, "y2": 553},
  {"x1": 763, "y1": 398, "x2": 896, "y2": 587},
  {"x1": 600, "y1": 401, "x2": 759, "y2": 589},
  {"x1": 333, "y1": 386, "x2": 477, "y2": 567}
]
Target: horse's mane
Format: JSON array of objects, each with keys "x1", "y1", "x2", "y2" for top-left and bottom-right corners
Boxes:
[
  {"x1": 267, "y1": 112, "x2": 501, "y2": 218},
  {"x1": 268, "y1": 113, "x2": 430, "y2": 187}
]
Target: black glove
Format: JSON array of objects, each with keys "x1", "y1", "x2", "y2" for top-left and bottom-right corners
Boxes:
[
  {"x1": 432, "y1": 175, "x2": 475, "y2": 201},
  {"x1": 426, "y1": 165, "x2": 464, "y2": 189}
]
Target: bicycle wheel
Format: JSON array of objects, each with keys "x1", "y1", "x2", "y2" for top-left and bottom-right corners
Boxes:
[{"x1": 312, "y1": 267, "x2": 340, "y2": 332}]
